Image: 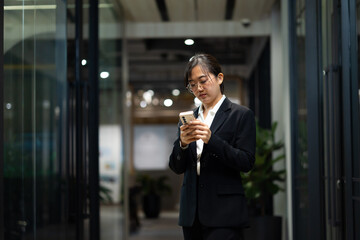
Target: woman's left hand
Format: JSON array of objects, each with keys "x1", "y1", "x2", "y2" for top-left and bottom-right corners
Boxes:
[{"x1": 187, "y1": 120, "x2": 212, "y2": 144}]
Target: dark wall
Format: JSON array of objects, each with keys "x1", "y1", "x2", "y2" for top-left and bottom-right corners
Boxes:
[
  {"x1": 249, "y1": 40, "x2": 272, "y2": 129},
  {"x1": 248, "y1": 39, "x2": 273, "y2": 215}
]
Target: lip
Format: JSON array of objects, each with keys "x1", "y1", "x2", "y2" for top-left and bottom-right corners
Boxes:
[{"x1": 198, "y1": 93, "x2": 207, "y2": 98}]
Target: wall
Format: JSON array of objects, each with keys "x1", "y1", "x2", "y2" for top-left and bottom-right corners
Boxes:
[{"x1": 271, "y1": 1, "x2": 293, "y2": 240}]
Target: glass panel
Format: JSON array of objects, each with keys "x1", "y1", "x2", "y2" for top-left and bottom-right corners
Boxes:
[
  {"x1": 356, "y1": 0, "x2": 360, "y2": 180},
  {"x1": 4, "y1": 0, "x2": 71, "y2": 239},
  {"x1": 294, "y1": 0, "x2": 309, "y2": 239},
  {"x1": 321, "y1": 0, "x2": 342, "y2": 238},
  {"x1": 355, "y1": 0, "x2": 360, "y2": 237},
  {"x1": 355, "y1": 199, "x2": 360, "y2": 240},
  {"x1": 98, "y1": 0, "x2": 125, "y2": 239}
]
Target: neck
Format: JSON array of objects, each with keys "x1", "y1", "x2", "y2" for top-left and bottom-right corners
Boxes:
[{"x1": 202, "y1": 94, "x2": 223, "y2": 111}]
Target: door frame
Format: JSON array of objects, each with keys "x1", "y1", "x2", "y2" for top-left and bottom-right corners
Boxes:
[
  {"x1": 305, "y1": 0, "x2": 325, "y2": 239},
  {"x1": 88, "y1": 0, "x2": 100, "y2": 239},
  {"x1": 341, "y1": 0, "x2": 359, "y2": 238},
  {"x1": 0, "y1": 0, "x2": 4, "y2": 238}
]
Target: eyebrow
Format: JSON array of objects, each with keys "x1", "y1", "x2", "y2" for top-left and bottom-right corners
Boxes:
[{"x1": 189, "y1": 74, "x2": 207, "y2": 82}]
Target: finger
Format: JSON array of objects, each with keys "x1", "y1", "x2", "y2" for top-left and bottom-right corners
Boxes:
[
  {"x1": 188, "y1": 120, "x2": 202, "y2": 126},
  {"x1": 180, "y1": 125, "x2": 189, "y2": 131}
]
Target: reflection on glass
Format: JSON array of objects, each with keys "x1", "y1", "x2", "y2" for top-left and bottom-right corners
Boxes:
[
  {"x1": 98, "y1": 0, "x2": 125, "y2": 239},
  {"x1": 356, "y1": 0, "x2": 360, "y2": 179},
  {"x1": 294, "y1": 0, "x2": 309, "y2": 239},
  {"x1": 4, "y1": 0, "x2": 71, "y2": 239},
  {"x1": 355, "y1": 1, "x2": 360, "y2": 239}
]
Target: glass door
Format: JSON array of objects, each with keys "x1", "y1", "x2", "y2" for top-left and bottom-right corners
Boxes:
[
  {"x1": 3, "y1": 0, "x2": 72, "y2": 239},
  {"x1": 352, "y1": 0, "x2": 360, "y2": 238},
  {"x1": 320, "y1": 0, "x2": 345, "y2": 239},
  {"x1": 293, "y1": 0, "x2": 309, "y2": 239}
]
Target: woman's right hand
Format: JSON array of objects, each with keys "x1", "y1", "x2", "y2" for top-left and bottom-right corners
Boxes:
[{"x1": 180, "y1": 123, "x2": 197, "y2": 147}]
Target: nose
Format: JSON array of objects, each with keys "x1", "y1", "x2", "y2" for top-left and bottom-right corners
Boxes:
[{"x1": 196, "y1": 83, "x2": 204, "y2": 91}]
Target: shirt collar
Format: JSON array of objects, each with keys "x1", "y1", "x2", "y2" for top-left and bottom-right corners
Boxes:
[{"x1": 199, "y1": 95, "x2": 226, "y2": 116}]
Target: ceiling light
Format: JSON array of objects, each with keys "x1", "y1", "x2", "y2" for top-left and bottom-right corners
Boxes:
[
  {"x1": 184, "y1": 39, "x2": 194, "y2": 46},
  {"x1": 81, "y1": 59, "x2": 87, "y2": 66},
  {"x1": 172, "y1": 89, "x2": 180, "y2": 96},
  {"x1": 100, "y1": 71, "x2": 109, "y2": 79},
  {"x1": 163, "y1": 99, "x2": 173, "y2": 107},
  {"x1": 6, "y1": 103, "x2": 12, "y2": 110},
  {"x1": 147, "y1": 90, "x2": 154, "y2": 96},
  {"x1": 5, "y1": 3, "x2": 113, "y2": 11},
  {"x1": 5, "y1": 5, "x2": 56, "y2": 10},
  {"x1": 152, "y1": 98, "x2": 160, "y2": 106},
  {"x1": 140, "y1": 101, "x2": 147, "y2": 108},
  {"x1": 143, "y1": 91, "x2": 153, "y2": 104}
]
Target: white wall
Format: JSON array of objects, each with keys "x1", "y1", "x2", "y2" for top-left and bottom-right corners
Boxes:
[{"x1": 271, "y1": 1, "x2": 293, "y2": 240}]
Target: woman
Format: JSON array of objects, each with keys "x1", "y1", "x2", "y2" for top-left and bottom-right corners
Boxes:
[{"x1": 169, "y1": 53, "x2": 256, "y2": 240}]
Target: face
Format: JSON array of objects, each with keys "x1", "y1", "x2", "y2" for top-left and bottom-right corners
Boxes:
[{"x1": 188, "y1": 65, "x2": 223, "y2": 108}]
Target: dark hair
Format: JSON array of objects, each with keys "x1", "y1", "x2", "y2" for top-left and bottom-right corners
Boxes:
[{"x1": 184, "y1": 53, "x2": 225, "y2": 94}]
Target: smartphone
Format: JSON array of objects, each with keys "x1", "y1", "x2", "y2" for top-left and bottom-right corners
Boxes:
[{"x1": 179, "y1": 111, "x2": 195, "y2": 125}]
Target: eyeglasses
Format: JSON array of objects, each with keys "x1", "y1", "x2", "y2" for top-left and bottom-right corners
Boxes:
[{"x1": 186, "y1": 79, "x2": 209, "y2": 93}]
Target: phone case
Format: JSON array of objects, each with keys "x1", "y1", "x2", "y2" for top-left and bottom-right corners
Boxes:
[{"x1": 179, "y1": 111, "x2": 195, "y2": 125}]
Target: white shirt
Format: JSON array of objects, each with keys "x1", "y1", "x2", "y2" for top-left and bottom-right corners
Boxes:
[{"x1": 196, "y1": 95, "x2": 226, "y2": 175}]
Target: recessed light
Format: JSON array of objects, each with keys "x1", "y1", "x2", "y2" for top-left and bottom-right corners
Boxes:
[
  {"x1": 164, "y1": 99, "x2": 173, "y2": 107},
  {"x1": 100, "y1": 71, "x2": 109, "y2": 79},
  {"x1": 172, "y1": 89, "x2": 180, "y2": 96},
  {"x1": 140, "y1": 101, "x2": 147, "y2": 108},
  {"x1": 184, "y1": 39, "x2": 194, "y2": 46}
]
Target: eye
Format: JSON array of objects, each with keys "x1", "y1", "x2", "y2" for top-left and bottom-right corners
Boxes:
[
  {"x1": 190, "y1": 83, "x2": 196, "y2": 87},
  {"x1": 200, "y1": 80, "x2": 207, "y2": 85}
]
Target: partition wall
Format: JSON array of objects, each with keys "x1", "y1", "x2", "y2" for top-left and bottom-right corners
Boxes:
[{"x1": 1, "y1": 1, "x2": 126, "y2": 240}]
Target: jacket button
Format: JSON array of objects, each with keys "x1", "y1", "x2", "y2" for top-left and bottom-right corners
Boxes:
[
  {"x1": 200, "y1": 184, "x2": 204, "y2": 188},
  {"x1": 177, "y1": 155, "x2": 181, "y2": 160}
]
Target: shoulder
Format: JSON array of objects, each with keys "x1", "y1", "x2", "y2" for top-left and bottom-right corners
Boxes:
[{"x1": 226, "y1": 98, "x2": 253, "y2": 115}]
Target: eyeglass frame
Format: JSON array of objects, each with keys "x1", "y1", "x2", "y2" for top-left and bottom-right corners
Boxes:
[
  {"x1": 186, "y1": 73, "x2": 223, "y2": 93},
  {"x1": 186, "y1": 79, "x2": 210, "y2": 93}
]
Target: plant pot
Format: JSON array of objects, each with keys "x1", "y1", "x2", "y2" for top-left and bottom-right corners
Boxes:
[
  {"x1": 243, "y1": 215, "x2": 282, "y2": 240},
  {"x1": 142, "y1": 193, "x2": 161, "y2": 219}
]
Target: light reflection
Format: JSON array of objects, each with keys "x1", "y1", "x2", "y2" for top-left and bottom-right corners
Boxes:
[
  {"x1": 164, "y1": 99, "x2": 173, "y2": 107},
  {"x1": 172, "y1": 89, "x2": 180, "y2": 96}
]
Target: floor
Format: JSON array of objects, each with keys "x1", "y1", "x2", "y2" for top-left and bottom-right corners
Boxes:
[
  {"x1": 129, "y1": 212, "x2": 183, "y2": 240},
  {"x1": 100, "y1": 205, "x2": 183, "y2": 240}
]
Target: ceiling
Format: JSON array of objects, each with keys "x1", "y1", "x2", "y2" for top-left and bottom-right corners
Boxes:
[
  {"x1": 98, "y1": 0, "x2": 277, "y2": 88},
  {"x1": 109, "y1": 0, "x2": 277, "y2": 119},
  {"x1": 119, "y1": 0, "x2": 277, "y2": 22},
  {"x1": 4, "y1": 0, "x2": 277, "y2": 120}
]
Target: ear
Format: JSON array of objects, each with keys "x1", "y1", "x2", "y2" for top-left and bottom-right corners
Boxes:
[{"x1": 217, "y1": 73, "x2": 224, "y2": 85}]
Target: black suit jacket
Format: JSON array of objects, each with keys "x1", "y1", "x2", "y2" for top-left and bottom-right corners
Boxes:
[{"x1": 169, "y1": 98, "x2": 256, "y2": 228}]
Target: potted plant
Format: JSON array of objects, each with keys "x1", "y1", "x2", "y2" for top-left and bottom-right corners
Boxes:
[
  {"x1": 242, "y1": 121, "x2": 286, "y2": 240},
  {"x1": 136, "y1": 174, "x2": 172, "y2": 218}
]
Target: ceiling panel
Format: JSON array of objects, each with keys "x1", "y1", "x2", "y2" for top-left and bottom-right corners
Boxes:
[
  {"x1": 197, "y1": 0, "x2": 227, "y2": 21},
  {"x1": 263, "y1": 0, "x2": 277, "y2": 16},
  {"x1": 166, "y1": 0, "x2": 196, "y2": 21},
  {"x1": 233, "y1": 0, "x2": 251, "y2": 20},
  {"x1": 233, "y1": 0, "x2": 276, "y2": 20},
  {"x1": 119, "y1": 0, "x2": 161, "y2": 22}
]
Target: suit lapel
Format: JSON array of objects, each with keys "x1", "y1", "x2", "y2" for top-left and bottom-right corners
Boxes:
[
  {"x1": 189, "y1": 99, "x2": 231, "y2": 159},
  {"x1": 210, "y1": 98, "x2": 231, "y2": 134}
]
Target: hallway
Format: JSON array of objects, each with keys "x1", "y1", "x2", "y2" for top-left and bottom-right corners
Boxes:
[
  {"x1": 101, "y1": 205, "x2": 182, "y2": 240},
  {"x1": 130, "y1": 212, "x2": 183, "y2": 240}
]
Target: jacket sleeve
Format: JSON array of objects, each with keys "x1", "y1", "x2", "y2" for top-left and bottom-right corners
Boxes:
[
  {"x1": 169, "y1": 124, "x2": 191, "y2": 175},
  {"x1": 205, "y1": 108, "x2": 256, "y2": 172}
]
